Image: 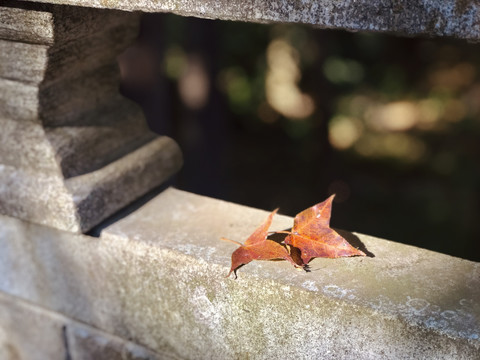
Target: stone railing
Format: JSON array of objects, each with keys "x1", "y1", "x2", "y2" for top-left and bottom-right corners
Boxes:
[{"x1": 1, "y1": 0, "x2": 479, "y2": 359}]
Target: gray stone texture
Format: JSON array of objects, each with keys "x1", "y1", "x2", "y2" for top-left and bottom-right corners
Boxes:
[
  {"x1": 0, "y1": 165, "x2": 80, "y2": 231},
  {"x1": 0, "y1": 5, "x2": 54, "y2": 44},
  {"x1": 0, "y1": 40, "x2": 48, "y2": 84},
  {"x1": 66, "y1": 137, "x2": 183, "y2": 232},
  {"x1": 1, "y1": 188, "x2": 478, "y2": 359},
  {"x1": 15, "y1": 0, "x2": 480, "y2": 42},
  {"x1": 0, "y1": 292, "x2": 67, "y2": 360},
  {"x1": 0, "y1": 78, "x2": 39, "y2": 121},
  {"x1": 0, "y1": 291, "x2": 167, "y2": 359},
  {"x1": 0, "y1": 135, "x2": 181, "y2": 233},
  {"x1": 0, "y1": 2, "x2": 183, "y2": 232}
]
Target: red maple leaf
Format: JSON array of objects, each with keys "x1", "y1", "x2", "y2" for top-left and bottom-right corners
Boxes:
[
  {"x1": 284, "y1": 195, "x2": 366, "y2": 265},
  {"x1": 222, "y1": 209, "x2": 298, "y2": 278}
]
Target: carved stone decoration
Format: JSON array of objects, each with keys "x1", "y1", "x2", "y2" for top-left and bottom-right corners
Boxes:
[{"x1": 0, "y1": 2, "x2": 182, "y2": 232}]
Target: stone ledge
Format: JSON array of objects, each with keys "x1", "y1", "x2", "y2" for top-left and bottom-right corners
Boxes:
[
  {"x1": 15, "y1": 0, "x2": 480, "y2": 42},
  {"x1": 0, "y1": 188, "x2": 479, "y2": 359}
]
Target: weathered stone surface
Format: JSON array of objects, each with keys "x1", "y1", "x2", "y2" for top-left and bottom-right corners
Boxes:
[
  {"x1": 0, "y1": 2, "x2": 182, "y2": 232},
  {"x1": 0, "y1": 5, "x2": 54, "y2": 44},
  {"x1": 0, "y1": 188, "x2": 478, "y2": 358},
  {"x1": 45, "y1": 100, "x2": 154, "y2": 178},
  {"x1": 0, "y1": 291, "x2": 167, "y2": 360},
  {"x1": 0, "y1": 5, "x2": 137, "y2": 84},
  {"x1": 0, "y1": 5, "x2": 140, "y2": 126},
  {"x1": 17, "y1": 0, "x2": 480, "y2": 41},
  {"x1": 0, "y1": 110, "x2": 180, "y2": 233},
  {"x1": 0, "y1": 117, "x2": 59, "y2": 172},
  {"x1": 66, "y1": 136, "x2": 183, "y2": 232},
  {"x1": 68, "y1": 324, "x2": 171, "y2": 360},
  {"x1": 0, "y1": 292, "x2": 67, "y2": 360},
  {"x1": 0, "y1": 165, "x2": 79, "y2": 231},
  {"x1": 43, "y1": 19, "x2": 139, "y2": 84},
  {"x1": 0, "y1": 40, "x2": 48, "y2": 84},
  {"x1": 0, "y1": 78, "x2": 39, "y2": 121},
  {"x1": 40, "y1": 65, "x2": 126, "y2": 127},
  {"x1": 0, "y1": 2, "x2": 135, "y2": 44},
  {"x1": 0, "y1": 136, "x2": 181, "y2": 233}
]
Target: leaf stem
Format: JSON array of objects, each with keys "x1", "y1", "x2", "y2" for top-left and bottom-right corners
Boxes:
[
  {"x1": 220, "y1": 237, "x2": 244, "y2": 246},
  {"x1": 268, "y1": 230, "x2": 292, "y2": 235}
]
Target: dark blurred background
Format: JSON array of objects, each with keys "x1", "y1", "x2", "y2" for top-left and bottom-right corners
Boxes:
[{"x1": 119, "y1": 13, "x2": 480, "y2": 262}]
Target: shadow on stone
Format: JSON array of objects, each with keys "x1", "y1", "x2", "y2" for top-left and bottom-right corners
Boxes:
[
  {"x1": 268, "y1": 228, "x2": 374, "y2": 259},
  {"x1": 337, "y1": 229, "x2": 375, "y2": 258},
  {"x1": 86, "y1": 182, "x2": 171, "y2": 237},
  {"x1": 268, "y1": 229, "x2": 305, "y2": 267},
  {"x1": 267, "y1": 230, "x2": 290, "y2": 243}
]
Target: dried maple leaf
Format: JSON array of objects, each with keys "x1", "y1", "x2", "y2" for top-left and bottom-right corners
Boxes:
[
  {"x1": 222, "y1": 209, "x2": 298, "y2": 278},
  {"x1": 284, "y1": 195, "x2": 366, "y2": 265}
]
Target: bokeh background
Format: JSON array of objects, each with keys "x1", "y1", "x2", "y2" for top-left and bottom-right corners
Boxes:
[{"x1": 119, "y1": 14, "x2": 480, "y2": 262}]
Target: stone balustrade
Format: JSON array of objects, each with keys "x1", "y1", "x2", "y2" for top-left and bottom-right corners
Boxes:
[{"x1": 1, "y1": 0, "x2": 479, "y2": 358}]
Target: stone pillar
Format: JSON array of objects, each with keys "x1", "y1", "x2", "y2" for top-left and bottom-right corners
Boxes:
[{"x1": 0, "y1": 2, "x2": 182, "y2": 233}]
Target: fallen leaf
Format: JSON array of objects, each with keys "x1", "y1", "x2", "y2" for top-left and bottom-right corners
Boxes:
[
  {"x1": 222, "y1": 209, "x2": 298, "y2": 278},
  {"x1": 284, "y1": 195, "x2": 366, "y2": 264}
]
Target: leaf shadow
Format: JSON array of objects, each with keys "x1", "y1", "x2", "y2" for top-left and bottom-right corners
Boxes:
[
  {"x1": 268, "y1": 229, "x2": 310, "y2": 270},
  {"x1": 231, "y1": 264, "x2": 246, "y2": 279},
  {"x1": 267, "y1": 230, "x2": 290, "y2": 243},
  {"x1": 336, "y1": 229, "x2": 375, "y2": 258},
  {"x1": 268, "y1": 227, "x2": 374, "y2": 259},
  {"x1": 291, "y1": 229, "x2": 374, "y2": 272}
]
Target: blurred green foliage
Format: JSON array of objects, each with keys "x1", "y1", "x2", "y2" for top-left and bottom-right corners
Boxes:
[{"x1": 142, "y1": 14, "x2": 480, "y2": 261}]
